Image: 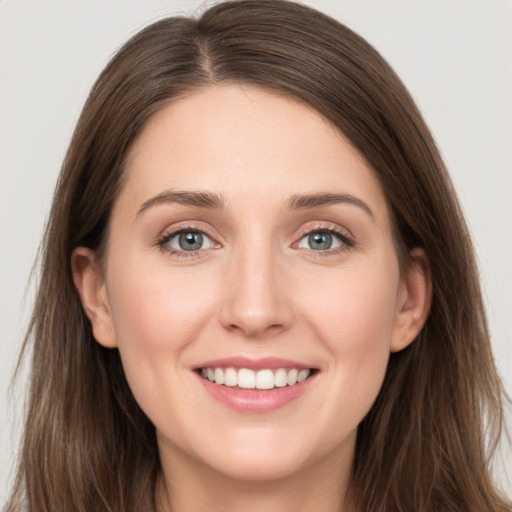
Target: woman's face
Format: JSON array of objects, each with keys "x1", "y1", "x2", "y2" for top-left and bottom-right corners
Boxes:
[{"x1": 75, "y1": 84, "x2": 429, "y2": 484}]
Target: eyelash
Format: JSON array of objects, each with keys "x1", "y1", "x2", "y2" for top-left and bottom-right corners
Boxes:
[
  {"x1": 156, "y1": 224, "x2": 218, "y2": 258},
  {"x1": 295, "y1": 224, "x2": 355, "y2": 256},
  {"x1": 156, "y1": 223, "x2": 355, "y2": 258}
]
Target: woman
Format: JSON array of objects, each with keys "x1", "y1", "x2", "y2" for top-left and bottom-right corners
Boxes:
[{"x1": 5, "y1": 1, "x2": 510, "y2": 510}]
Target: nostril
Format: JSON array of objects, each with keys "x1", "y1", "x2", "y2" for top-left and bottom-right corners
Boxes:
[
  {"x1": 225, "y1": 322, "x2": 287, "y2": 337},
  {"x1": 219, "y1": 278, "x2": 294, "y2": 337}
]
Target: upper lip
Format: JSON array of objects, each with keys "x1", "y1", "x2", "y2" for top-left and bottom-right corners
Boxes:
[{"x1": 193, "y1": 356, "x2": 316, "y2": 371}]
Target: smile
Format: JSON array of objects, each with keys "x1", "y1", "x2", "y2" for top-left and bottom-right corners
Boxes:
[
  {"x1": 199, "y1": 367, "x2": 313, "y2": 390},
  {"x1": 194, "y1": 358, "x2": 319, "y2": 413}
]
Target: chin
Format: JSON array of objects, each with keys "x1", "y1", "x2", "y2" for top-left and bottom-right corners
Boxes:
[
  {"x1": 204, "y1": 448, "x2": 311, "y2": 482},
  {"x1": 184, "y1": 424, "x2": 352, "y2": 484}
]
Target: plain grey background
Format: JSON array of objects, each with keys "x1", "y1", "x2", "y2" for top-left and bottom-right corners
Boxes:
[{"x1": 1, "y1": 0, "x2": 511, "y2": 502}]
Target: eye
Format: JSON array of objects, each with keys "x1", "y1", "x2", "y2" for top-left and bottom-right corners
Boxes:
[
  {"x1": 159, "y1": 229, "x2": 216, "y2": 254},
  {"x1": 296, "y1": 228, "x2": 352, "y2": 251}
]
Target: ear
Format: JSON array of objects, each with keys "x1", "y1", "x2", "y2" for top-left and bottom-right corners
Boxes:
[
  {"x1": 71, "y1": 247, "x2": 117, "y2": 348},
  {"x1": 391, "y1": 247, "x2": 432, "y2": 353}
]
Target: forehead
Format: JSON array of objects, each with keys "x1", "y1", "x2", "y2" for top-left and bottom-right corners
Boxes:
[{"x1": 119, "y1": 84, "x2": 389, "y2": 220}]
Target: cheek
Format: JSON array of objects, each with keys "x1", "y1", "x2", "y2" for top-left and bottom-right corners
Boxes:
[
  {"x1": 107, "y1": 260, "x2": 218, "y2": 345},
  {"x1": 302, "y1": 260, "x2": 399, "y2": 411},
  {"x1": 104, "y1": 263, "x2": 219, "y2": 408},
  {"x1": 306, "y1": 261, "x2": 398, "y2": 345}
]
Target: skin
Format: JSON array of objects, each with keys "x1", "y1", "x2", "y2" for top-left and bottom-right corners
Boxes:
[{"x1": 73, "y1": 84, "x2": 431, "y2": 512}]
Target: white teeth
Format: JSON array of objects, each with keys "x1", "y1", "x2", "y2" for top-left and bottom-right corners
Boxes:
[
  {"x1": 274, "y1": 368, "x2": 288, "y2": 388},
  {"x1": 224, "y1": 367, "x2": 237, "y2": 387},
  {"x1": 214, "y1": 368, "x2": 224, "y2": 385},
  {"x1": 238, "y1": 368, "x2": 256, "y2": 389},
  {"x1": 200, "y1": 366, "x2": 313, "y2": 389},
  {"x1": 297, "y1": 369, "x2": 310, "y2": 383},
  {"x1": 287, "y1": 368, "x2": 298, "y2": 386},
  {"x1": 255, "y1": 369, "x2": 274, "y2": 390}
]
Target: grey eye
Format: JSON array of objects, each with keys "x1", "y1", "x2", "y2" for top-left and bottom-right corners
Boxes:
[
  {"x1": 179, "y1": 232, "x2": 203, "y2": 251},
  {"x1": 298, "y1": 231, "x2": 342, "y2": 251},
  {"x1": 168, "y1": 231, "x2": 213, "y2": 252}
]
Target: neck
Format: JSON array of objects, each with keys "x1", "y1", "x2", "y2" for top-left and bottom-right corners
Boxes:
[{"x1": 156, "y1": 443, "x2": 355, "y2": 512}]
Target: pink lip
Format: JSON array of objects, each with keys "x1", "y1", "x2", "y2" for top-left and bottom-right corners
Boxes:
[
  {"x1": 194, "y1": 356, "x2": 314, "y2": 371},
  {"x1": 196, "y1": 375, "x2": 315, "y2": 413},
  {"x1": 193, "y1": 357, "x2": 318, "y2": 413}
]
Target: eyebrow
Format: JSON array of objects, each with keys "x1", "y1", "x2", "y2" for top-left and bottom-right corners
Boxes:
[
  {"x1": 287, "y1": 192, "x2": 375, "y2": 221},
  {"x1": 137, "y1": 190, "x2": 225, "y2": 217},
  {"x1": 136, "y1": 190, "x2": 374, "y2": 221}
]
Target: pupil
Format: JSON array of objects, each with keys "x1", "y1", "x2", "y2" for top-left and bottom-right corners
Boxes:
[
  {"x1": 309, "y1": 232, "x2": 332, "y2": 250},
  {"x1": 179, "y1": 232, "x2": 203, "y2": 251}
]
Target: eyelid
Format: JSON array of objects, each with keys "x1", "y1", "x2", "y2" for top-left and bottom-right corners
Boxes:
[
  {"x1": 156, "y1": 222, "x2": 221, "y2": 256},
  {"x1": 292, "y1": 222, "x2": 355, "y2": 252},
  {"x1": 296, "y1": 221, "x2": 353, "y2": 239},
  {"x1": 154, "y1": 220, "x2": 355, "y2": 257}
]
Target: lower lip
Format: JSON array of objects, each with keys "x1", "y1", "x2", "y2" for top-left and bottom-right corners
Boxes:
[{"x1": 196, "y1": 372, "x2": 316, "y2": 413}]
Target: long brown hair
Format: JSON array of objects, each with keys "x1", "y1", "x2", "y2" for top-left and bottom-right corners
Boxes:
[{"x1": 7, "y1": 1, "x2": 510, "y2": 510}]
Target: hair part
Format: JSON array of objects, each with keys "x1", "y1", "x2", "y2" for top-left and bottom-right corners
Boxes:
[{"x1": 7, "y1": 1, "x2": 510, "y2": 511}]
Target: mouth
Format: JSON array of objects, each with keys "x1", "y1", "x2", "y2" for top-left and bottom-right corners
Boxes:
[
  {"x1": 196, "y1": 366, "x2": 318, "y2": 390},
  {"x1": 193, "y1": 357, "x2": 319, "y2": 412}
]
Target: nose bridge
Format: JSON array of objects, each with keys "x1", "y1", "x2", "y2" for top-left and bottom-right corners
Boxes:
[{"x1": 220, "y1": 234, "x2": 292, "y2": 337}]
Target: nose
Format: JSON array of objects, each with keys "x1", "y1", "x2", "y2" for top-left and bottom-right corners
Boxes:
[{"x1": 219, "y1": 246, "x2": 293, "y2": 338}]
